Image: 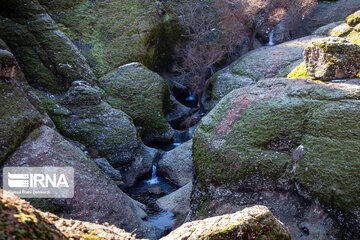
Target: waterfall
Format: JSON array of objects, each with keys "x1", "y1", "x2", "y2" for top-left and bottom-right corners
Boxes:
[
  {"x1": 268, "y1": 30, "x2": 275, "y2": 46},
  {"x1": 185, "y1": 92, "x2": 196, "y2": 101},
  {"x1": 147, "y1": 164, "x2": 159, "y2": 185}
]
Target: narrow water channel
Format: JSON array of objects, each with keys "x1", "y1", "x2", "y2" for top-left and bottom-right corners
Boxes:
[{"x1": 124, "y1": 131, "x2": 192, "y2": 237}]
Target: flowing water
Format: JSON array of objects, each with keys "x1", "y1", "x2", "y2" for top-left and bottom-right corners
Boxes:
[
  {"x1": 125, "y1": 131, "x2": 191, "y2": 236},
  {"x1": 267, "y1": 30, "x2": 275, "y2": 46}
]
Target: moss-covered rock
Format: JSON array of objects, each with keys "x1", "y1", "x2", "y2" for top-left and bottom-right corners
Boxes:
[
  {"x1": 345, "y1": 10, "x2": 360, "y2": 27},
  {"x1": 161, "y1": 205, "x2": 290, "y2": 240},
  {"x1": 0, "y1": 190, "x2": 66, "y2": 239},
  {"x1": 0, "y1": 190, "x2": 148, "y2": 240},
  {"x1": 0, "y1": 49, "x2": 43, "y2": 164},
  {"x1": 193, "y1": 78, "x2": 360, "y2": 237},
  {"x1": 98, "y1": 62, "x2": 174, "y2": 143},
  {"x1": 0, "y1": 0, "x2": 96, "y2": 92},
  {"x1": 209, "y1": 36, "x2": 325, "y2": 107},
  {"x1": 39, "y1": 81, "x2": 141, "y2": 167},
  {"x1": 287, "y1": 61, "x2": 310, "y2": 78},
  {"x1": 4, "y1": 126, "x2": 156, "y2": 238},
  {"x1": 304, "y1": 37, "x2": 360, "y2": 80},
  {"x1": 38, "y1": 0, "x2": 162, "y2": 76}
]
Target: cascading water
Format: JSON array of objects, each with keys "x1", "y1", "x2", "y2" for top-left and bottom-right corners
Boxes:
[
  {"x1": 125, "y1": 130, "x2": 191, "y2": 237},
  {"x1": 267, "y1": 30, "x2": 275, "y2": 46}
]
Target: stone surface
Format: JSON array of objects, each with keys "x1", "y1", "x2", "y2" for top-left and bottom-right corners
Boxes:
[
  {"x1": 41, "y1": 80, "x2": 141, "y2": 168},
  {"x1": 93, "y1": 158, "x2": 123, "y2": 183},
  {"x1": 312, "y1": 21, "x2": 344, "y2": 36},
  {"x1": 0, "y1": 189, "x2": 147, "y2": 240},
  {"x1": 161, "y1": 205, "x2": 291, "y2": 240},
  {"x1": 158, "y1": 140, "x2": 194, "y2": 186},
  {"x1": 4, "y1": 126, "x2": 156, "y2": 239},
  {"x1": 192, "y1": 78, "x2": 360, "y2": 238},
  {"x1": 157, "y1": 182, "x2": 193, "y2": 227},
  {"x1": 39, "y1": 0, "x2": 162, "y2": 76},
  {"x1": 120, "y1": 145, "x2": 158, "y2": 187},
  {"x1": 0, "y1": 80, "x2": 42, "y2": 164},
  {"x1": 346, "y1": 10, "x2": 360, "y2": 27},
  {"x1": 208, "y1": 36, "x2": 325, "y2": 107},
  {"x1": 304, "y1": 37, "x2": 360, "y2": 80},
  {"x1": 0, "y1": 0, "x2": 95, "y2": 92},
  {"x1": 98, "y1": 62, "x2": 174, "y2": 143}
]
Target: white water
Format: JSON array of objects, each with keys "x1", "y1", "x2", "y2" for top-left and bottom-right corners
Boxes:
[
  {"x1": 185, "y1": 92, "x2": 196, "y2": 101},
  {"x1": 268, "y1": 30, "x2": 275, "y2": 46},
  {"x1": 146, "y1": 164, "x2": 160, "y2": 185}
]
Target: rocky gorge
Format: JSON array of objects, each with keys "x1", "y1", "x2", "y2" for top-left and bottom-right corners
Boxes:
[{"x1": 0, "y1": 0, "x2": 360, "y2": 239}]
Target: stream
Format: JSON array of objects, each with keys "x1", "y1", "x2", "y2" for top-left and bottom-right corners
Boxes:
[{"x1": 124, "y1": 130, "x2": 192, "y2": 237}]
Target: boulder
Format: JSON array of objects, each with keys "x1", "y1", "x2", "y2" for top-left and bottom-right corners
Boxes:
[
  {"x1": 312, "y1": 21, "x2": 344, "y2": 36},
  {"x1": 98, "y1": 62, "x2": 174, "y2": 143},
  {"x1": 346, "y1": 10, "x2": 360, "y2": 27},
  {"x1": 42, "y1": 80, "x2": 141, "y2": 168},
  {"x1": 158, "y1": 140, "x2": 194, "y2": 186},
  {"x1": 4, "y1": 126, "x2": 156, "y2": 239},
  {"x1": 160, "y1": 205, "x2": 290, "y2": 240},
  {"x1": 93, "y1": 158, "x2": 123, "y2": 183},
  {"x1": 0, "y1": 50, "x2": 44, "y2": 164},
  {"x1": 208, "y1": 35, "x2": 325, "y2": 107},
  {"x1": 38, "y1": 0, "x2": 162, "y2": 76},
  {"x1": 0, "y1": 0, "x2": 95, "y2": 92},
  {"x1": 304, "y1": 37, "x2": 360, "y2": 80},
  {"x1": 192, "y1": 78, "x2": 360, "y2": 238},
  {"x1": 120, "y1": 145, "x2": 158, "y2": 187},
  {"x1": 157, "y1": 182, "x2": 193, "y2": 227},
  {"x1": 0, "y1": 189, "x2": 147, "y2": 240}
]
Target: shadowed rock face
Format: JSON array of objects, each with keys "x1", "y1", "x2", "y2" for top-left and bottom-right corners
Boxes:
[
  {"x1": 4, "y1": 126, "x2": 156, "y2": 239},
  {"x1": 192, "y1": 78, "x2": 360, "y2": 238},
  {"x1": 161, "y1": 205, "x2": 291, "y2": 240},
  {"x1": 304, "y1": 37, "x2": 360, "y2": 80},
  {"x1": 38, "y1": 0, "x2": 162, "y2": 76}
]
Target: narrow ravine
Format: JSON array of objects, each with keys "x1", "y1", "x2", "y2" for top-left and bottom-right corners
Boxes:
[{"x1": 125, "y1": 126, "x2": 192, "y2": 237}]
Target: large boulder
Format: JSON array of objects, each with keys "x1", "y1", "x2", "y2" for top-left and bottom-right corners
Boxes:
[
  {"x1": 208, "y1": 36, "x2": 324, "y2": 107},
  {"x1": 304, "y1": 37, "x2": 360, "y2": 80},
  {"x1": 192, "y1": 78, "x2": 360, "y2": 238},
  {"x1": 38, "y1": 0, "x2": 162, "y2": 76},
  {"x1": 4, "y1": 126, "x2": 156, "y2": 239},
  {"x1": 41, "y1": 80, "x2": 140, "y2": 168},
  {"x1": 161, "y1": 205, "x2": 290, "y2": 240},
  {"x1": 0, "y1": 189, "x2": 146, "y2": 240},
  {"x1": 98, "y1": 62, "x2": 174, "y2": 143},
  {"x1": 0, "y1": 0, "x2": 95, "y2": 92},
  {"x1": 0, "y1": 49, "x2": 48, "y2": 164},
  {"x1": 158, "y1": 140, "x2": 194, "y2": 186}
]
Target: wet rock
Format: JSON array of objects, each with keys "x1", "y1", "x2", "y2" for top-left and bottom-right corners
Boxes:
[
  {"x1": 98, "y1": 62, "x2": 174, "y2": 143},
  {"x1": 166, "y1": 95, "x2": 193, "y2": 123},
  {"x1": 120, "y1": 145, "x2": 158, "y2": 187},
  {"x1": 157, "y1": 182, "x2": 193, "y2": 227},
  {"x1": 147, "y1": 186, "x2": 163, "y2": 195},
  {"x1": 161, "y1": 205, "x2": 291, "y2": 240},
  {"x1": 304, "y1": 37, "x2": 360, "y2": 80},
  {"x1": 158, "y1": 140, "x2": 194, "y2": 186},
  {"x1": 192, "y1": 78, "x2": 360, "y2": 238},
  {"x1": 4, "y1": 126, "x2": 156, "y2": 239}
]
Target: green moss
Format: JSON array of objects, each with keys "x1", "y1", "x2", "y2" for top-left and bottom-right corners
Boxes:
[
  {"x1": 346, "y1": 30, "x2": 360, "y2": 46},
  {"x1": 345, "y1": 10, "x2": 360, "y2": 27},
  {"x1": 39, "y1": 0, "x2": 162, "y2": 76},
  {"x1": 287, "y1": 62, "x2": 310, "y2": 78}
]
